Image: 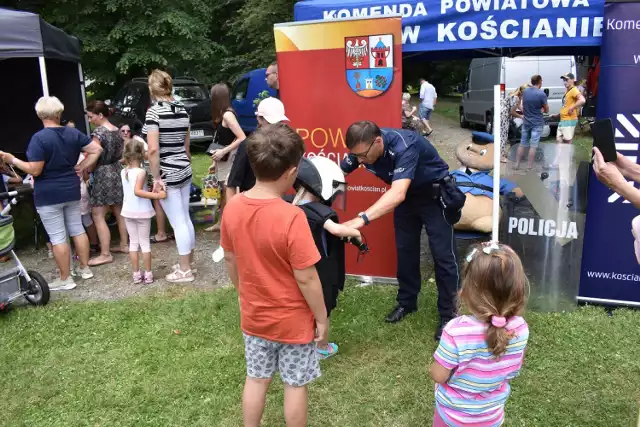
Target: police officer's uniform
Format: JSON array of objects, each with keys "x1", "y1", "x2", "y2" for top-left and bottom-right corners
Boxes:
[{"x1": 341, "y1": 128, "x2": 459, "y2": 321}]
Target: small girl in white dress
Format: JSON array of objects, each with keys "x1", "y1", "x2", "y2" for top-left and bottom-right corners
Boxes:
[{"x1": 120, "y1": 140, "x2": 166, "y2": 284}]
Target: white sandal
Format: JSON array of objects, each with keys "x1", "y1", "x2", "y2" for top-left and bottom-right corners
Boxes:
[
  {"x1": 172, "y1": 263, "x2": 197, "y2": 274},
  {"x1": 165, "y1": 269, "x2": 194, "y2": 283}
]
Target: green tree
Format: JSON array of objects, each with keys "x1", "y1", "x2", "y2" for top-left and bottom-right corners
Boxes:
[
  {"x1": 403, "y1": 60, "x2": 470, "y2": 96},
  {"x1": 5, "y1": 0, "x2": 305, "y2": 96},
  {"x1": 221, "y1": 0, "x2": 296, "y2": 78},
  {"x1": 34, "y1": 0, "x2": 225, "y2": 98}
]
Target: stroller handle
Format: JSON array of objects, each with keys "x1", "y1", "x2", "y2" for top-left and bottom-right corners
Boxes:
[{"x1": 0, "y1": 187, "x2": 33, "y2": 201}]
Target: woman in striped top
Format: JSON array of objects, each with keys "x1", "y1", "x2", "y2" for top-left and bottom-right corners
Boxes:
[
  {"x1": 143, "y1": 70, "x2": 196, "y2": 283},
  {"x1": 430, "y1": 242, "x2": 529, "y2": 427}
]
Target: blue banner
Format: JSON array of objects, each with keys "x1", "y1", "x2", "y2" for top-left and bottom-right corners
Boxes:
[
  {"x1": 579, "y1": 1, "x2": 640, "y2": 307},
  {"x1": 294, "y1": 0, "x2": 605, "y2": 53}
]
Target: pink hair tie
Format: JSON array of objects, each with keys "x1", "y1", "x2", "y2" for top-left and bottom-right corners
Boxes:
[{"x1": 491, "y1": 316, "x2": 507, "y2": 328}]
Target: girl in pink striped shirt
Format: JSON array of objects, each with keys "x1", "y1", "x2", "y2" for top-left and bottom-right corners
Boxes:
[{"x1": 430, "y1": 242, "x2": 529, "y2": 427}]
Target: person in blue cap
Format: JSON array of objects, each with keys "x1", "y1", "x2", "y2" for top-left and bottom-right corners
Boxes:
[
  {"x1": 340, "y1": 121, "x2": 465, "y2": 341},
  {"x1": 451, "y1": 131, "x2": 523, "y2": 233}
]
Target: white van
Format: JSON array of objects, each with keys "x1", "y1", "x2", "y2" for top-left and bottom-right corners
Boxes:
[{"x1": 459, "y1": 56, "x2": 576, "y2": 133}]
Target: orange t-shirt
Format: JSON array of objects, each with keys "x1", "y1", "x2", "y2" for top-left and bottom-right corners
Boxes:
[{"x1": 220, "y1": 194, "x2": 321, "y2": 344}]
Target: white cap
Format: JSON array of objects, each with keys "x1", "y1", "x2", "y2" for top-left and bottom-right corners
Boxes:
[{"x1": 255, "y1": 97, "x2": 289, "y2": 124}]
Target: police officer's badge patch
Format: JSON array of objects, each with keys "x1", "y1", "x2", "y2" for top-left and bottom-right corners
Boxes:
[{"x1": 345, "y1": 34, "x2": 394, "y2": 98}]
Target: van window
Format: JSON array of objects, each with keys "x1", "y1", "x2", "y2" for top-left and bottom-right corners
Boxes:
[{"x1": 232, "y1": 78, "x2": 250, "y2": 101}]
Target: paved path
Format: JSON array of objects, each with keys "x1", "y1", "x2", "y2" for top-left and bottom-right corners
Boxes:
[{"x1": 427, "y1": 112, "x2": 473, "y2": 169}]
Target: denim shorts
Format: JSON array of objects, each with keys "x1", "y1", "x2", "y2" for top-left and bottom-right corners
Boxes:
[
  {"x1": 36, "y1": 201, "x2": 85, "y2": 245},
  {"x1": 520, "y1": 124, "x2": 543, "y2": 148},
  {"x1": 419, "y1": 104, "x2": 433, "y2": 120}
]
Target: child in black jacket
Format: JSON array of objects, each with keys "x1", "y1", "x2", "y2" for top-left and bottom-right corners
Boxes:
[{"x1": 288, "y1": 156, "x2": 361, "y2": 359}]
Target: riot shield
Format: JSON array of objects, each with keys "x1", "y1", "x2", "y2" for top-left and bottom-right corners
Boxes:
[{"x1": 501, "y1": 141, "x2": 589, "y2": 312}]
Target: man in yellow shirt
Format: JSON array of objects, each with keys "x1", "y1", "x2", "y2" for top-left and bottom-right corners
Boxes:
[
  {"x1": 556, "y1": 73, "x2": 586, "y2": 144},
  {"x1": 547, "y1": 73, "x2": 586, "y2": 169}
]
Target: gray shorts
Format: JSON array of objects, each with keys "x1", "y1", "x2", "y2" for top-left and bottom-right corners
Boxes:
[
  {"x1": 81, "y1": 213, "x2": 93, "y2": 228},
  {"x1": 243, "y1": 333, "x2": 321, "y2": 387},
  {"x1": 36, "y1": 201, "x2": 85, "y2": 246}
]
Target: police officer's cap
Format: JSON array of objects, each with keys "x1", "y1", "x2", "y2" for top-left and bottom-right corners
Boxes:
[{"x1": 471, "y1": 131, "x2": 494, "y2": 145}]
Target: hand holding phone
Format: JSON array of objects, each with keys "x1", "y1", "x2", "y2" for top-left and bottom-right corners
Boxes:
[{"x1": 591, "y1": 118, "x2": 617, "y2": 163}]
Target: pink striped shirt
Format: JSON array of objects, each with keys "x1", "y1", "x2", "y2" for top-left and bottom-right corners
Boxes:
[{"x1": 433, "y1": 315, "x2": 529, "y2": 427}]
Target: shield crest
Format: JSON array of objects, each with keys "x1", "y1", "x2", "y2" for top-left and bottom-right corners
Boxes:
[{"x1": 345, "y1": 34, "x2": 394, "y2": 98}]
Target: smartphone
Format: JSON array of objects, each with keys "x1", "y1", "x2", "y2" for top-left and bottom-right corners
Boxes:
[{"x1": 591, "y1": 118, "x2": 617, "y2": 163}]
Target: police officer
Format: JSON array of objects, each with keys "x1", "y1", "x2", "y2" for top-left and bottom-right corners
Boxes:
[{"x1": 341, "y1": 121, "x2": 461, "y2": 341}]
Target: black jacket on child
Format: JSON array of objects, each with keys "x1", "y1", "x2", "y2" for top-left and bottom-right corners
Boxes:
[{"x1": 285, "y1": 196, "x2": 346, "y2": 316}]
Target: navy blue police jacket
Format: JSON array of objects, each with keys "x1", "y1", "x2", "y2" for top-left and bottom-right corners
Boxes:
[{"x1": 340, "y1": 128, "x2": 449, "y2": 196}]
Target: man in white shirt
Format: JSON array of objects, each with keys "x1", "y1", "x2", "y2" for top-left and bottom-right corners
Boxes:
[{"x1": 419, "y1": 78, "x2": 437, "y2": 135}]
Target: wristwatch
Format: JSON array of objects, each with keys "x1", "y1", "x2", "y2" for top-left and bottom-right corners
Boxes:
[{"x1": 358, "y1": 212, "x2": 371, "y2": 226}]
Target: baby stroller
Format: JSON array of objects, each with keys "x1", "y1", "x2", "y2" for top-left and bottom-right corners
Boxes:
[{"x1": 0, "y1": 187, "x2": 50, "y2": 313}]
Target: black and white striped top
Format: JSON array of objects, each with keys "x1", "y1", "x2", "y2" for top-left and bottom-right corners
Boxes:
[{"x1": 142, "y1": 101, "x2": 193, "y2": 188}]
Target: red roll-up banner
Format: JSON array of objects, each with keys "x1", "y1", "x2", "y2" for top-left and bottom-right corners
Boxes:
[{"x1": 274, "y1": 17, "x2": 402, "y2": 280}]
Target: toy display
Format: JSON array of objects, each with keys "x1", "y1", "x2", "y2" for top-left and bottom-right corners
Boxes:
[{"x1": 452, "y1": 131, "x2": 524, "y2": 233}]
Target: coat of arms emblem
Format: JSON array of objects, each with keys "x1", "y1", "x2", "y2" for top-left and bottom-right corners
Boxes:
[{"x1": 345, "y1": 34, "x2": 394, "y2": 98}]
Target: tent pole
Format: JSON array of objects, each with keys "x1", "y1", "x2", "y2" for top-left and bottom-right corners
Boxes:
[
  {"x1": 78, "y1": 63, "x2": 90, "y2": 135},
  {"x1": 38, "y1": 57, "x2": 49, "y2": 97},
  {"x1": 491, "y1": 85, "x2": 501, "y2": 242}
]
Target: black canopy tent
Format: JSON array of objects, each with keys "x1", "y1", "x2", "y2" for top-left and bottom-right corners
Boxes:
[{"x1": 0, "y1": 8, "x2": 88, "y2": 157}]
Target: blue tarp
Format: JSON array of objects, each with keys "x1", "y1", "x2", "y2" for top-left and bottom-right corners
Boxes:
[{"x1": 294, "y1": 0, "x2": 605, "y2": 56}]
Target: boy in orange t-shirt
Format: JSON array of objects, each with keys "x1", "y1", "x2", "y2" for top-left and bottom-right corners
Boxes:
[{"x1": 220, "y1": 123, "x2": 328, "y2": 427}]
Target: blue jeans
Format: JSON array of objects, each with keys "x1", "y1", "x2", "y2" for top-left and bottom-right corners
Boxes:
[
  {"x1": 419, "y1": 104, "x2": 433, "y2": 120},
  {"x1": 520, "y1": 124, "x2": 543, "y2": 148}
]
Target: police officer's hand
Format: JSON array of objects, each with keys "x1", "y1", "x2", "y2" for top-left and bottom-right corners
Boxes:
[{"x1": 314, "y1": 320, "x2": 329, "y2": 349}]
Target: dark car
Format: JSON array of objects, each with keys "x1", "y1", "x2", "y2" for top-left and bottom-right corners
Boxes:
[
  {"x1": 231, "y1": 68, "x2": 277, "y2": 134},
  {"x1": 110, "y1": 77, "x2": 213, "y2": 147}
]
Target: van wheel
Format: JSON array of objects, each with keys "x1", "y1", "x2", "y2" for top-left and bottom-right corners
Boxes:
[
  {"x1": 485, "y1": 112, "x2": 493, "y2": 134},
  {"x1": 459, "y1": 109, "x2": 469, "y2": 129}
]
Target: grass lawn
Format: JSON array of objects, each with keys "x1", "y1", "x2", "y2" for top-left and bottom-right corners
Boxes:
[
  {"x1": 432, "y1": 96, "x2": 461, "y2": 123},
  {"x1": 191, "y1": 151, "x2": 214, "y2": 186},
  {"x1": 1, "y1": 284, "x2": 639, "y2": 426},
  {"x1": 4, "y1": 140, "x2": 637, "y2": 427}
]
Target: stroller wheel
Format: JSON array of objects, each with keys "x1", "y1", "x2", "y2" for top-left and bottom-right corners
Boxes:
[{"x1": 21, "y1": 271, "x2": 50, "y2": 306}]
